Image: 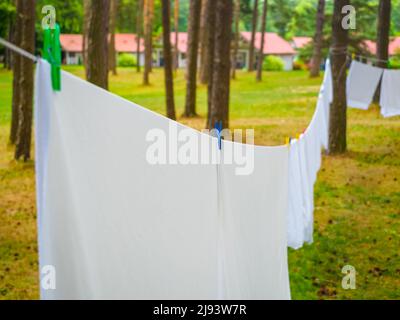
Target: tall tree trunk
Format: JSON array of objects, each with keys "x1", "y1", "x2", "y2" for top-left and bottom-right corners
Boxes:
[
  {"x1": 174, "y1": 0, "x2": 179, "y2": 70},
  {"x1": 9, "y1": 0, "x2": 23, "y2": 145},
  {"x1": 108, "y1": 0, "x2": 118, "y2": 75},
  {"x1": 248, "y1": 0, "x2": 258, "y2": 72},
  {"x1": 86, "y1": 0, "x2": 110, "y2": 89},
  {"x1": 162, "y1": 0, "x2": 176, "y2": 120},
  {"x1": 328, "y1": 0, "x2": 349, "y2": 154},
  {"x1": 256, "y1": 0, "x2": 267, "y2": 82},
  {"x1": 136, "y1": 0, "x2": 143, "y2": 72},
  {"x1": 149, "y1": 0, "x2": 154, "y2": 72},
  {"x1": 199, "y1": 0, "x2": 209, "y2": 84},
  {"x1": 209, "y1": 0, "x2": 233, "y2": 129},
  {"x1": 183, "y1": 0, "x2": 202, "y2": 117},
  {"x1": 231, "y1": 0, "x2": 240, "y2": 80},
  {"x1": 374, "y1": 0, "x2": 391, "y2": 102},
  {"x1": 310, "y1": 0, "x2": 325, "y2": 77},
  {"x1": 143, "y1": 0, "x2": 154, "y2": 85},
  {"x1": 14, "y1": 0, "x2": 35, "y2": 161},
  {"x1": 376, "y1": 0, "x2": 391, "y2": 67},
  {"x1": 82, "y1": 0, "x2": 91, "y2": 68},
  {"x1": 206, "y1": 0, "x2": 216, "y2": 128},
  {"x1": 5, "y1": 20, "x2": 14, "y2": 70}
]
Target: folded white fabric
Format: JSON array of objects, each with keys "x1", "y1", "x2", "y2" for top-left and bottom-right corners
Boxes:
[
  {"x1": 347, "y1": 60, "x2": 383, "y2": 110},
  {"x1": 380, "y1": 69, "x2": 400, "y2": 117},
  {"x1": 35, "y1": 59, "x2": 291, "y2": 300}
]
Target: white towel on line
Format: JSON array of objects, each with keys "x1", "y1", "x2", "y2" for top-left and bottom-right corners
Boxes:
[
  {"x1": 346, "y1": 60, "x2": 383, "y2": 110},
  {"x1": 380, "y1": 69, "x2": 400, "y2": 118}
]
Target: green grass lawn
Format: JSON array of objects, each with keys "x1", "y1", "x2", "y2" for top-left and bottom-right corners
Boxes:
[{"x1": 0, "y1": 66, "x2": 399, "y2": 299}]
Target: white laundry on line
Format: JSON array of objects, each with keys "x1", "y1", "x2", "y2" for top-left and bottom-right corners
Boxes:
[
  {"x1": 380, "y1": 69, "x2": 400, "y2": 118},
  {"x1": 286, "y1": 59, "x2": 332, "y2": 249},
  {"x1": 34, "y1": 59, "x2": 291, "y2": 300},
  {"x1": 287, "y1": 138, "x2": 305, "y2": 249},
  {"x1": 346, "y1": 60, "x2": 383, "y2": 110},
  {"x1": 219, "y1": 140, "x2": 290, "y2": 299}
]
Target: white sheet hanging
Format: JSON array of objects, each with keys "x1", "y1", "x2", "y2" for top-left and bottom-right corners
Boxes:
[
  {"x1": 286, "y1": 60, "x2": 331, "y2": 249},
  {"x1": 380, "y1": 69, "x2": 400, "y2": 118},
  {"x1": 220, "y1": 141, "x2": 291, "y2": 299},
  {"x1": 287, "y1": 139, "x2": 305, "y2": 250},
  {"x1": 319, "y1": 59, "x2": 333, "y2": 150},
  {"x1": 35, "y1": 59, "x2": 291, "y2": 300},
  {"x1": 346, "y1": 60, "x2": 383, "y2": 110},
  {"x1": 35, "y1": 59, "x2": 221, "y2": 299}
]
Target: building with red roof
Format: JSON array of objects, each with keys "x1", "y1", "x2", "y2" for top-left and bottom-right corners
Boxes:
[
  {"x1": 60, "y1": 33, "x2": 145, "y2": 65},
  {"x1": 61, "y1": 31, "x2": 299, "y2": 71},
  {"x1": 389, "y1": 37, "x2": 400, "y2": 56},
  {"x1": 153, "y1": 32, "x2": 188, "y2": 68},
  {"x1": 60, "y1": 34, "x2": 83, "y2": 64},
  {"x1": 361, "y1": 37, "x2": 400, "y2": 57},
  {"x1": 240, "y1": 32, "x2": 297, "y2": 70},
  {"x1": 154, "y1": 31, "x2": 297, "y2": 70},
  {"x1": 291, "y1": 36, "x2": 312, "y2": 50}
]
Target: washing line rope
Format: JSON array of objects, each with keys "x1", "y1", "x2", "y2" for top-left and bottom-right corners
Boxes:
[{"x1": 0, "y1": 37, "x2": 38, "y2": 63}]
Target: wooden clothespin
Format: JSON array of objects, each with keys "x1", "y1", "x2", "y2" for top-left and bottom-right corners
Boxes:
[{"x1": 43, "y1": 23, "x2": 61, "y2": 91}]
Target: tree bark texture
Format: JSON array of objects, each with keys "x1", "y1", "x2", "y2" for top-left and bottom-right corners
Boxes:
[
  {"x1": 162, "y1": 0, "x2": 177, "y2": 120},
  {"x1": 209, "y1": 0, "x2": 233, "y2": 129},
  {"x1": 328, "y1": 0, "x2": 349, "y2": 154},
  {"x1": 14, "y1": 0, "x2": 35, "y2": 160},
  {"x1": 310, "y1": 0, "x2": 325, "y2": 77},
  {"x1": 86, "y1": 0, "x2": 110, "y2": 89},
  {"x1": 10, "y1": 0, "x2": 23, "y2": 145},
  {"x1": 183, "y1": 0, "x2": 202, "y2": 117},
  {"x1": 248, "y1": 0, "x2": 258, "y2": 72},
  {"x1": 256, "y1": 0, "x2": 267, "y2": 82},
  {"x1": 108, "y1": 0, "x2": 118, "y2": 75}
]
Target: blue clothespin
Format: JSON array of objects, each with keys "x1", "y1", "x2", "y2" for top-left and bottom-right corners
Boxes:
[
  {"x1": 215, "y1": 121, "x2": 223, "y2": 150},
  {"x1": 43, "y1": 23, "x2": 61, "y2": 91}
]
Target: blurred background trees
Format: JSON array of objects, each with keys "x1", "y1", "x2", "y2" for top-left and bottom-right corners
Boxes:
[{"x1": 1, "y1": 0, "x2": 400, "y2": 159}]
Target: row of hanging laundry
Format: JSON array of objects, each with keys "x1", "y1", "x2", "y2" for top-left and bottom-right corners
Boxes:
[
  {"x1": 286, "y1": 60, "x2": 333, "y2": 250},
  {"x1": 286, "y1": 54, "x2": 399, "y2": 250},
  {"x1": 347, "y1": 59, "x2": 400, "y2": 118}
]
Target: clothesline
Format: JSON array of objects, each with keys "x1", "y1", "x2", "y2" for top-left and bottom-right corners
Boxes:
[
  {"x1": 351, "y1": 53, "x2": 390, "y2": 64},
  {"x1": 0, "y1": 37, "x2": 38, "y2": 63},
  {"x1": 328, "y1": 45, "x2": 397, "y2": 69},
  {"x1": 347, "y1": 59, "x2": 400, "y2": 117}
]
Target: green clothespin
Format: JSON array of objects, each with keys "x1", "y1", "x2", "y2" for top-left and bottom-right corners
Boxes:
[{"x1": 43, "y1": 23, "x2": 61, "y2": 91}]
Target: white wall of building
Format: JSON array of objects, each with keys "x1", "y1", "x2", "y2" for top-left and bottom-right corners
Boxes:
[
  {"x1": 154, "y1": 49, "x2": 186, "y2": 68},
  {"x1": 63, "y1": 51, "x2": 145, "y2": 66},
  {"x1": 276, "y1": 55, "x2": 294, "y2": 71},
  {"x1": 65, "y1": 52, "x2": 82, "y2": 65}
]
